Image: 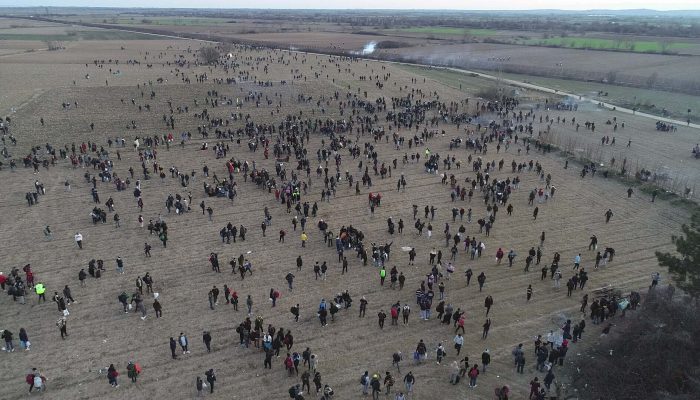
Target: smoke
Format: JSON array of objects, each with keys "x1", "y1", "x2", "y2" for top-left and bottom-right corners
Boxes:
[{"x1": 360, "y1": 41, "x2": 377, "y2": 55}]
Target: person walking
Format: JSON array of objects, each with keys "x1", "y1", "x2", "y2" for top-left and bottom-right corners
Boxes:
[
  {"x1": 481, "y1": 349, "x2": 491, "y2": 373},
  {"x1": 246, "y1": 295, "x2": 253, "y2": 314},
  {"x1": 482, "y1": 318, "x2": 491, "y2": 339},
  {"x1": 370, "y1": 374, "x2": 381, "y2": 400},
  {"x1": 203, "y1": 331, "x2": 212, "y2": 353},
  {"x1": 205, "y1": 369, "x2": 216, "y2": 394},
  {"x1": 403, "y1": 371, "x2": 415, "y2": 395},
  {"x1": 107, "y1": 364, "x2": 119, "y2": 388}
]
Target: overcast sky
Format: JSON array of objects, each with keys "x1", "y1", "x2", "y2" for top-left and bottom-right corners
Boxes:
[{"x1": 2, "y1": 1, "x2": 698, "y2": 10}]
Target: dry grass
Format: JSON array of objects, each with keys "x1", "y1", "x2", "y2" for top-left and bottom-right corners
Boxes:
[{"x1": 0, "y1": 26, "x2": 695, "y2": 400}]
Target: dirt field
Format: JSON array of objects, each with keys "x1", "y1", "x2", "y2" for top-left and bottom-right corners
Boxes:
[{"x1": 0, "y1": 20, "x2": 696, "y2": 400}]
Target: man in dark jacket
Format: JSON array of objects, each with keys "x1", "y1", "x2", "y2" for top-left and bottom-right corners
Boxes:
[
  {"x1": 205, "y1": 369, "x2": 216, "y2": 393},
  {"x1": 169, "y1": 337, "x2": 177, "y2": 359}
]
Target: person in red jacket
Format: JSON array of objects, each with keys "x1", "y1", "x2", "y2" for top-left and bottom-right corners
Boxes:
[
  {"x1": 390, "y1": 306, "x2": 399, "y2": 325},
  {"x1": 468, "y1": 364, "x2": 479, "y2": 388},
  {"x1": 285, "y1": 353, "x2": 295, "y2": 376}
]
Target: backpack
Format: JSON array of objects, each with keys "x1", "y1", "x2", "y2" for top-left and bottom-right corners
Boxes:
[
  {"x1": 361, "y1": 375, "x2": 367, "y2": 385},
  {"x1": 26, "y1": 374, "x2": 33, "y2": 385}
]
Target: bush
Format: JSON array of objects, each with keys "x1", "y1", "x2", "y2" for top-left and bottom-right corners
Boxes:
[
  {"x1": 568, "y1": 292, "x2": 700, "y2": 400},
  {"x1": 375, "y1": 41, "x2": 409, "y2": 49},
  {"x1": 199, "y1": 46, "x2": 220, "y2": 65},
  {"x1": 45, "y1": 41, "x2": 64, "y2": 51},
  {"x1": 475, "y1": 86, "x2": 501, "y2": 101}
]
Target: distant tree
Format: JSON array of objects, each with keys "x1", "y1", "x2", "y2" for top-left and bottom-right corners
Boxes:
[
  {"x1": 605, "y1": 70, "x2": 618, "y2": 84},
  {"x1": 656, "y1": 211, "x2": 700, "y2": 299},
  {"x1": 45, "y1": 41, "x2": 64, "y2": 51},
  {"x1": 199, "y1": 46, "x2": 220, "y2": 65},
  {"x1": 646, "y1": 72, "x2": 659, "y2": 88}
]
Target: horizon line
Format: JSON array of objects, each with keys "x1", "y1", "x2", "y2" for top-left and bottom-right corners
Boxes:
[{"x1": 2, "y1": 6, "x2": 700, "y2": 12}]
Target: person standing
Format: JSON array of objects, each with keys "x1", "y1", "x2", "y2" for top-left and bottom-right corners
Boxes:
[
  {"x1": 453, "y1": 334, "x2": 464, "y2": 355},
  {"x1": 2, "y1": 329, "x2": 14, "y2": 352},
  {"x1": 57, "y1": 317, "x2": 67, "y2": 339},
  {"x1": 370, "y1": 374, "x2": 381, "y2": 400},
  {"x1": 378, "y1": 310, "x2": 387, "y2": 329},
  {"x1": 19, "y1": 328, "x2": 30, "y2": 351},
  {"x1": 286, "y1": 273, "x2": 295, "y2": 291},
  {"x1": 484, "y1": 295, "x2": 493, "y2": 315},
  {"x1": 153, "y1": 298, "x2": 162, "y2": 318},
  {"x1": 126, "y1": 361, "x2": 139, "y2": 383},
  {"x1": 402, "y1": 304, "x2": 410, "y2": 325},
  {"x1": 383, "y1": 372, "x2": 395, "y2": 396},
  {"x1": 63, "y1": 285, "x2": 75, "y2": 304},
  {"x1": 196, "y1": 377, "x2": 203, "y2": 397},
  {"x1": 361, "y1": 371, "x2": 370, "y2": 396},
  {"x1": 481, "y1": 349, "x2": 490, "y2": 373},
  {"x1": 359, "y1": 296, "x2": 368, "y2": 317},
  {"x1": 468, "y1": 364, "x2": 479, "y2": 388},
  {"x1": 179, "y1": 333, "x2": 189, "y2": 354},
  {"x1": 75, "y1": 232, "x2": 83, "y2": 249},
  {"x1": 291, "y1": 304, "x2": 300, "y2": 322},
  {"x1": 169, "y1": 337, "x2": 178, "y2": 359},
  {"x1": 35, "y1": 282, "x2": 46, "y2": 303},
  {"x1": 204, "y1": 369, "x2": 216, "y2": 394}
]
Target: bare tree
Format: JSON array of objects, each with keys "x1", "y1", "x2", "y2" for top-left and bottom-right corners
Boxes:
[
  {"x1": 647, "y1": 72, "x2": 659, "y2": 88},
  {"x1": 45, "y1": 41, "x2": 64, "y2": 51},
  {"x1": 199, "y1": 46, "x2": 220, "y2": 65}
]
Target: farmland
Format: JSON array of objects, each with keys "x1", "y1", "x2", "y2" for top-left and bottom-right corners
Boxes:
[
  {"x1": 518, "y1": 36, "x2": 693, "y2": 53},
  {"x1": 384, "y1": 27, "x2": 497, "y2": 36},
  {"x1": 0, "y1": 9, "x2": 699, "y2": 400},
  {"x1": 9, "y1": 9, "x2": 698, "y2": 99}
]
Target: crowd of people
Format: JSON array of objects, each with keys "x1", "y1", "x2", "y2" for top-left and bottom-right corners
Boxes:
[{"x1": 0, "y1": 38, "x2": 668, "y2": 400}]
